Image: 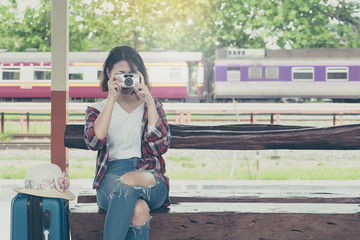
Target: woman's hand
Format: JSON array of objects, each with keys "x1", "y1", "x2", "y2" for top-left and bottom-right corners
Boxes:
[
  {"x1": 133, "y1": 71, "x2": 154, "y2": 105},
  {"x1": 134, "y1": 71, "x2": 159, "y2": 125},
  {"x1": 107, "y1": 74, "x2": 122, "y2": 101}
]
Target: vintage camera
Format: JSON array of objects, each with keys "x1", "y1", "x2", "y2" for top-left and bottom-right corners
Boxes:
[{"x1": 116, "y1": 73, "x2": 140, "y2": 88}]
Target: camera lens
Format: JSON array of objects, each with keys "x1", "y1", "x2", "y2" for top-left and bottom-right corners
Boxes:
[{"x1": 124, "y1": 78, "x2": 133, "y2": 86}]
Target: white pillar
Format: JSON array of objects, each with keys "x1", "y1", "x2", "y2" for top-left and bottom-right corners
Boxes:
[{"x1": 51, "y1": 0, "x2": 69, "y2": 173}]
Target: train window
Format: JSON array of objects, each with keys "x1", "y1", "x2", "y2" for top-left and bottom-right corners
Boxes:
[
  {"x1": 97, "y1": 70, "x2": 102, "y2": 80},
  {"x1": 2, "y1": 68, "x2": 20, "y2": 80},
  {"x1": 292, "y1": 67, "x2": 314, "y2": 81},
  {"x1": 169, "y1": 68, "x2": 182, "y2": 79},
  {"x1": 265, "y1": 67, "x2": 279, "y2": 79},
  {"x1": 34, "y1": 68, "x2": 51, "y2": 80},
  {"x1": 227, "y1": 68, "x2": 240, "y2": 81},
  {"x1": 69, "y1": 73, "x2": 83, "y2": 80},
  {"x1": 326, "y1": 67, "x2": 348, "y2": 81},
  {"x1": 248, "y1": 67, "x2": 262, "y2": 79}
]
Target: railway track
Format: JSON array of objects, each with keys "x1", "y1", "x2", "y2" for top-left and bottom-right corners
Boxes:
[
  {"x1": 0, "y1": 141, "x2": 50, "y2": 150},
  {"x1": 0, "y1": 134, "x2": 50, "y2": 149},
  {"x1": 9, "y1": 133, "x2": 50, "y2": 139}
]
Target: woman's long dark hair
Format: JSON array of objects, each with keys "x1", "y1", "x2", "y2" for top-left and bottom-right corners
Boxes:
[{"x1": 99, "y1": 45, "x2": 149, "y2": 92}]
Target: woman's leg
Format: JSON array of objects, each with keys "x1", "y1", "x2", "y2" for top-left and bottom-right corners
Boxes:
[
  {"x1": 96, "y1": 159, "x2": 133, "y2": 211},
  {"x1": 103, "y1": 170, "x2": 168, "y2": 240},
  {"x1": 125, "y1": 172, "x2": 168, "y2": 240},
  {"x1": 125, "y1": 199, "x2": 151, "y2": 240}
]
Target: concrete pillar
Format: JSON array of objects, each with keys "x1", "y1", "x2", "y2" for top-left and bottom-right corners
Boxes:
[{"x1": 51, "y1": 0, "x2": 69, "y2": 173}]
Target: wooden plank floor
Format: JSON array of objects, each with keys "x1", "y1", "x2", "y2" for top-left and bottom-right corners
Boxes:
[
  {"x1": 69, "y1": 202, "x2": 360, "y2": 240},
  {"x1": 70, "y1": 181, "x2": 360, "y2": 240}
]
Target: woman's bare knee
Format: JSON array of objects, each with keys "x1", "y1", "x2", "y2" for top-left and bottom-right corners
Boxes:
[
  {"x1": 131, "y1": 199, "x2": 149, "y2": 226},
  {"x1": 121, "y1": 171, "x2": 156, "y2": 187}
]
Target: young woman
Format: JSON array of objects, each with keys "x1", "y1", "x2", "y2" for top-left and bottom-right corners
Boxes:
[{"x1": 84, "y1": 45, "x2": 170, "y2": 240}]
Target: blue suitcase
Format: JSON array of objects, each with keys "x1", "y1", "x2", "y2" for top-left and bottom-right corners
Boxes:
[{"x1": 10, "y1": 193, "x2": 70, "y2": 240}]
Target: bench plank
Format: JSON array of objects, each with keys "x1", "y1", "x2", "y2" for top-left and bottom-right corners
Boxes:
[
  {"x1": 77, "y1": 189, "x2": 360, "y2": 204},
  {"x1": 76, "y1": 181, "x2": 360, "y2": 204},
  {"x1": 64, "y1": 123, "x2": 360, "y2": 150},
  {"x1": 69, "y1": 202, "x2": 360, "y2": 240}
]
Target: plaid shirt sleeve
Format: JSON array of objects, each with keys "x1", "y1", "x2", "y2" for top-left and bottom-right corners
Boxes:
[
  {"x1": 84, "y1": 106, "x2": 109, "y2": 189},
  {"x1": 142, "y1": 98, "x2": 171, "y2": 157},
  {"x1": 140, "y1": 98, "x2": 171, "y2": 207},
  {"x1": 84, "y1": 106, "x2": 107, "y2": 150}
]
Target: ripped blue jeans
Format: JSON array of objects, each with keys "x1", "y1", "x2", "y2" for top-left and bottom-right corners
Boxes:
[{"x1": 96, "y1": 158, "x2": 168, "y2": 240}]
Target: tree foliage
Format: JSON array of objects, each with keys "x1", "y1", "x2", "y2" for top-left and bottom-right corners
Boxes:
[{"x1": 0, "y1": 0, "x2": 359, "y2": 57}]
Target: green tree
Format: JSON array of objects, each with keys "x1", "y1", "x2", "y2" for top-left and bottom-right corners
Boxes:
[
  {"x1": 1, "y1": 0, "x2": 359, "y2": 57},
  {"x1": 213, "y1": 0, "x2": 360, "y2": 50},
  {"x1": 69, "y1": 0, "x2": 92, "y2": 51},
  {"x1": 269, "y1": 0, "x2": 360, "y2": 48},
  {"x1": 15, "y1": 0, "x2": 51, "y2": 51},
  {"x1": 0, "y1": 1, "x2": 20, "y2": 51}
]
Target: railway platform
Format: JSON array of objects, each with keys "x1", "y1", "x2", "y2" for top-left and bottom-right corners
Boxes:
[{"x1": 2, "y1": 179, "x2": 360, "y2": 239}]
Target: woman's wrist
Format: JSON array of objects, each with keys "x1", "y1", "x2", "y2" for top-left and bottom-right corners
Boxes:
[
  {"x1": 107, "y1": 94, "x2": 117, "y2": 103},
  {"x1": 145, "y1": 97, "x2": 155, "y2": 107},
  {"x1": 147, "y1": 98, "x2": 159, "y2": 125}
]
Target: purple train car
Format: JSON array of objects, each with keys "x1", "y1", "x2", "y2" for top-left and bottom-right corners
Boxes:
[{"x1": 214, "y1": 48, "x2": 360, "y2": 100}]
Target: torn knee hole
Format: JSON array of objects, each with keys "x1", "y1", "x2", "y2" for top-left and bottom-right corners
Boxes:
[
  {"x1": 130, "y1": 216, "x2": 152, "y2": 229},
  {"x1": 111, "y1": 179, "x2": 155, "y2": 201}
]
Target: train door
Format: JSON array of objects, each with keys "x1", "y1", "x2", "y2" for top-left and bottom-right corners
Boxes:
[
  {"x1": 186, "y1": 61, "x2": 199, "y2": 102},
  {"x1": 203, "y1": 59, "x2": 214, "y2": 102}
]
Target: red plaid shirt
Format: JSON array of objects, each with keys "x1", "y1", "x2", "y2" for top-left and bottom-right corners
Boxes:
[{"x1": 84, "y1": 97, "x2": 171, "y2": 206}]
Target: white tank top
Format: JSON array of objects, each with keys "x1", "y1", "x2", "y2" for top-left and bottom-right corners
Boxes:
[{"x1": 91, "y1": 100, "x2": 144, "y2": 161}]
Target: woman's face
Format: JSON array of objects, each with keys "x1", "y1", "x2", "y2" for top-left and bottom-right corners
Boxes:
[
  {"x1": 108, "y1": 60, "x2": 138, "y2": 94},
  {"x1": 109, "y1": 60, "x2": 137, "y2": 76}
]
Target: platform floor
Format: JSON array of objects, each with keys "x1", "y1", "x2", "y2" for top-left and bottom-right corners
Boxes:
[{"x1": 2, "y1": 179, "x2": 360, "y2": 239}]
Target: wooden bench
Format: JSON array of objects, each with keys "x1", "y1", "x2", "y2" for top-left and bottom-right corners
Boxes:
[{"x1": 65, "y1": 123, "x2": 360, "y2": 239}]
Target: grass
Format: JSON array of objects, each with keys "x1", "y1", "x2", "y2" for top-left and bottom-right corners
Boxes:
[
  {"x1": 0, "y1": 133, "x2": 13, "y2": 141},
  {"x1": 0, "y1": 112, "x2": 85, "y2": 135},
  {"x1": 68, "y1": 163, "x2": 96, "y2": 179},
  {"x1": 167, "y1": 156, "x2": 193, "y2": 162},
  {"x1": 0, "y1": 165, "x2": 28, "y2": 179},
  {"x1": 1, "y1": 149, "x2": 360, "y2": 180},
  {"x1": 2, "y1": 122, "x2": 51, "y2": 134},
  {"x1": 166, "y1": 149, "x2": 360, "y2": 180}
]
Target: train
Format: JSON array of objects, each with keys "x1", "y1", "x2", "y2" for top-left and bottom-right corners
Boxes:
[
  {"x1": 0, "y1": 50, "x2": 210, "y2": 102},
  {"x1": 1, "y1": 48, "x2": 360, "y2": 102},
  {"x1": 214, "y1": 48, "x2": 360, "y2": 102}
]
